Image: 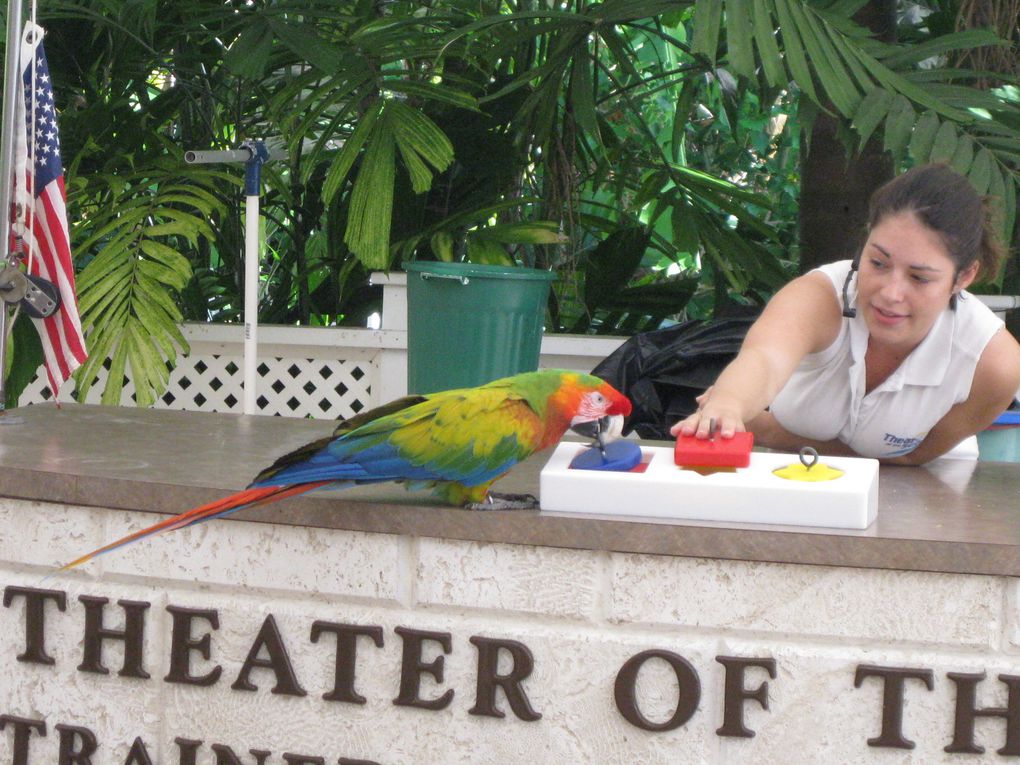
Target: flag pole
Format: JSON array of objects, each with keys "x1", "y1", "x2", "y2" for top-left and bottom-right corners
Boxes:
[{"x1": 0, "y1": 0, "x2": 24, "y2": 411}]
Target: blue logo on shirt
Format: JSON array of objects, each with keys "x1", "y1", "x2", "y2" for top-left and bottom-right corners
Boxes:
[{"x1": 883, "y1": 433, "x2": 924, "y2": 456}]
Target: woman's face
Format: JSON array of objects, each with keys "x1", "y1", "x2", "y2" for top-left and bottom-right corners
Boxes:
[{"x1": 856, "y1": 211, "x2": 977, "y2": 352}]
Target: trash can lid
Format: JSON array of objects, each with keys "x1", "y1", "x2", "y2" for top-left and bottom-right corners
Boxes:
[
  {"x1": 992, "y1": 410, "x2": 1020, "y2": 426},
  {"x1": 403, "y1": 260, "x2": 556, "y2": 282}
]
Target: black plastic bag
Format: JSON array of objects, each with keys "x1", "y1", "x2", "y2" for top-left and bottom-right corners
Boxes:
[{"x1": 592, "y1": 317, "x2": 756, "y2": 440}]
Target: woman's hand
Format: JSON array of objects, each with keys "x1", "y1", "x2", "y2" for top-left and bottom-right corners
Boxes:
[{"x1": 669, "y1": 387, "x2": 747, "y2": 439}]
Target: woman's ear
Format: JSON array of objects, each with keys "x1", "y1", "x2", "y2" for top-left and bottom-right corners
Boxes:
[{"x1": 955, "y1": 261, "x2": 980, "y2": 292}]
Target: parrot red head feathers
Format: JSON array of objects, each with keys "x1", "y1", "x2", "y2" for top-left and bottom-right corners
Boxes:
[
  {"x1": 570, "y1": 380, "x2": 632, "y2": 424},
  {"x1": 537, "y1": 371, "x2": 631, "y2": 445},
  {"x1": 544, "y1": 372, "x2": 630, "y2": 419}
]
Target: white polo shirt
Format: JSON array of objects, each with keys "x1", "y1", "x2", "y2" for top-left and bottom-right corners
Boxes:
[{"x1": 768, "y1": 259, "x2": 1002, "y2": 459}]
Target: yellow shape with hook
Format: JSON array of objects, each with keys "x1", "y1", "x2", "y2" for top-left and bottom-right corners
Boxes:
[{"x1": 772, "y1": 447, "x2": 845, "y2": 482}]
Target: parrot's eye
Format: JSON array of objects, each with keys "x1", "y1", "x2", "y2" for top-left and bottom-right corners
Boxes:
[{"x1": 590, "y1": 392, "x2": 606, "y2": 407}]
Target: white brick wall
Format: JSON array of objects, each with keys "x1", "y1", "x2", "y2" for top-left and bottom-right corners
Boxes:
[{"x1": 3, "y1": 498, "x2": 1019, "y2": 764}]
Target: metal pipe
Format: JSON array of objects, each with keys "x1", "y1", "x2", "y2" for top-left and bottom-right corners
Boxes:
[
  {"x1": 185, "y1": 145, "x2": 287, "y2": 165},
  {"x1": 976, "y1": 295, "x2": 1020, "y2": 313},
  {"x1": 243, "y1": 193, "x2": 259, "y2": 415},
  {"x1": 185, "y1": 148, "x2": 253, "y2": 165},
  {"x1": 0, "y1": 0, "x2": 23, "y2": 249},
  {"x1": 0, "y1": 0, "x2": 24, "y2": 410}
]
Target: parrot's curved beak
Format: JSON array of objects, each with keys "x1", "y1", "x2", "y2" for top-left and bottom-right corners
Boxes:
[{"x1": 569, "y1": 415, "x2": 625, "y2": 456}]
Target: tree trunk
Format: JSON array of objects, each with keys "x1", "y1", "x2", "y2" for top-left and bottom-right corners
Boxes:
[{"x1": 797, "y1": 0, "x2": 897, "y2": 273}]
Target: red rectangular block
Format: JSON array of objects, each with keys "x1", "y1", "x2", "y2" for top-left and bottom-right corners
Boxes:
[{"x1": 674, "y1": 431, "x2": 754, "y2": 468}]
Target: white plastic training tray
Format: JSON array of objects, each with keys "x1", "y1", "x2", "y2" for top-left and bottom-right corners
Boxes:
[{"x1": 539, "y1": 441, "x2": 879, "y2": 530}]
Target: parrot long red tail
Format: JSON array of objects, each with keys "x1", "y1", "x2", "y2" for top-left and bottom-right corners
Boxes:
[{"x1": 59, "y1": 481, "x2": 330, "y2": 571}]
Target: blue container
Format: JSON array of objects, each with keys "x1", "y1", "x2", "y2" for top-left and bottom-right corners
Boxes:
[{"x1": 977, "y1": 411, "x2": 1020, "y2": 462}]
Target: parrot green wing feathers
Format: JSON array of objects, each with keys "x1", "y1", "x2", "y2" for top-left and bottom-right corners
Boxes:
[
  {"x1": 331, "y1": 395, "x2": 429, "y2": 437},
  {"x1": 388, "y1": 386, "x2": 546, "y2": 476}
]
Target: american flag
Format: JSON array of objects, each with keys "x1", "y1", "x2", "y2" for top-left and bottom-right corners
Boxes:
[{"x1": 12, "y1": 21, "x2": 87, "y2": 396}]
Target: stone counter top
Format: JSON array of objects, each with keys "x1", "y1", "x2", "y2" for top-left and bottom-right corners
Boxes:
[{"x1": 0, "y1": 403, "x2": 1017, "y2": 577}]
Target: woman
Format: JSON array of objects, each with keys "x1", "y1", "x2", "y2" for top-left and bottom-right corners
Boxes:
[{"x1": 672, "y1": 164, "x2": 1020, "y2": 464}]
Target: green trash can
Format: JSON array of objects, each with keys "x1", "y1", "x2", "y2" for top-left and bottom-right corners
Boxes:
[{"x1": 404, "y1": 261, "x2": 556, "y2": 394}]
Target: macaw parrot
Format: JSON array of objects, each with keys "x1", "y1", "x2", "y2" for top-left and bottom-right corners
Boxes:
[{"x1": 61, "y1": 369, "x2": 631, "y2": 570}]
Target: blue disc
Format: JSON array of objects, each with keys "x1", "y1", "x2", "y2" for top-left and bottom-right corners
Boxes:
[{"x1": 569, "y1": 440, "x2": 643, "y2": 471}]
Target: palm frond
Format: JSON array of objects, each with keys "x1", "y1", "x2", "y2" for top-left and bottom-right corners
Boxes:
[{"x1": 71, "y1": 162, "x2": 226, "y2": 405}]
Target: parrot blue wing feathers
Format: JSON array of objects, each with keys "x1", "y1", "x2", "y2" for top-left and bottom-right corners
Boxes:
[{"x1": 250, "y1": 390, "x2": 538, "y2": 491}]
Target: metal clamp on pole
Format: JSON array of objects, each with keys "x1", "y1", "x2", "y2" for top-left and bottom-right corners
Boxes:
[
  {"x1": 0, "y1": 264, "x2": 28, "y2": 303},
  {"x1": 241, "y1": 140, "x2": 270, "y2": 196},
  {"x1": 0, "y1": 263, "x2": 60, "y2": 317}
]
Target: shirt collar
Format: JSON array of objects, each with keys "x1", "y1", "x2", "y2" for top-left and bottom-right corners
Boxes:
[
  {"x1": 848, "y1": 306, "x2": 954, "y2": 391},
  {"x1": 902, "y1": 308, "x2": 954, "y2": 386}
]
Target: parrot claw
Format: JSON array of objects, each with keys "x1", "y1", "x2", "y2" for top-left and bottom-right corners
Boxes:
[{"x1": 467, "y1": 492, "x2": 540, "y2": 511}]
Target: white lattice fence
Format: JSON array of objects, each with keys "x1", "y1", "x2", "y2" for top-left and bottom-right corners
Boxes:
[
  {"x1": 18, "y1": 324, "x2": 400, "y2": 420},
  {"x1": 17, "y1": 273, "x2": 626, "y2": 418},
  {"x1": 159, "y1": 352, "x2": 378, "y2": 419},
  {"x1": 20, "y1": 352, "x2": 378, "y2": 420},
  {"x1": 19, "y1": 332, "x2": 622, "y2": 420}
]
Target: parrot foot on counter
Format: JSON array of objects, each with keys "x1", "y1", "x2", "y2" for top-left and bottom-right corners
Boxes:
[{"x1": 467, "y1": 492, "x2": 540, "y2": 511}]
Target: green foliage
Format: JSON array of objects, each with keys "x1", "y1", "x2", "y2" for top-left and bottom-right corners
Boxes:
[
  {"x1": 7, "y1": 0, "x2": 1019, "y2": 406},
  {"x1": 698, "y1": 0, "x2": 1020, "y2": 245},
  {"x1": 70, "y1": 158, "x2": 227, "y2": 405},
  {"x1": 323, "y1": 99, "x2": 456, "y2": 269},
  {"x1": 5, "y1": 313, "x2": 44, "y2": 407}
]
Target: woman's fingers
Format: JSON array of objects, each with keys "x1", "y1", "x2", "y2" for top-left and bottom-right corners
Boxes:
[
  {"x1": 670, "y1": 388, "x2": 746, "y2": 439},
  {"x1": 670, "y1": 411, "x2": 745, "y2": 439}
]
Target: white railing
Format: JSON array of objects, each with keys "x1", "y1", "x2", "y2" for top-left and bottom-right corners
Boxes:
[{"x1": 19, "y1": 272, "x2": 627, "y2": 419}]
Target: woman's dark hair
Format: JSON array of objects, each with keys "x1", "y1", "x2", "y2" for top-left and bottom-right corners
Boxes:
[{"x1": 868, "y1": 163, "x2": 1005, "y2": 283}]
